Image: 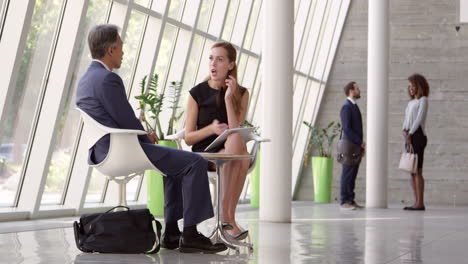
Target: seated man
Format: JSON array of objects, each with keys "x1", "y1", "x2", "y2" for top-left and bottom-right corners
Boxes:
[{"x1": 76, "y1": 24, "x2": 226, "y2": 254}]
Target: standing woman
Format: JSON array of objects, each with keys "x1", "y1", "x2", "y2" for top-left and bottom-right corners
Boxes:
[
  {"x1": 185, "y1": 42, "x2": 250, "y2": 239},
  {"x1": 402, "y1": 73, "x2": 429, "y2": 211}
]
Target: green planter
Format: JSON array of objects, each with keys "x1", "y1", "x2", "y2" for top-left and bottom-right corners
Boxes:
[
  {"x1": 146, "y1": 140, "x2": 177, "y2": 217},
  {"x1": 311, "y1": 157, "x2": 333, "y2": 203},
  {"x1": 249, "y1": 151, "x2": 260, "y2": 208}
]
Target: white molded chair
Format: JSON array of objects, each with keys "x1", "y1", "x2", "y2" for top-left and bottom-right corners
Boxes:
[
  {"x1": 165, "y1": 128, "x2": 270, "y2": 208},
  {"x1": 77, "y1": 108, "x2": 163, "y2": 207}
]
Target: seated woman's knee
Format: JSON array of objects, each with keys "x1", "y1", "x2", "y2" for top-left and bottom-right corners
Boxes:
[
  {"x1": 227, "y1": 132, "x2": 243, "y2": 144},
  {"x1": 225, "y1": 133, "x2": 246, "y2": 154}
]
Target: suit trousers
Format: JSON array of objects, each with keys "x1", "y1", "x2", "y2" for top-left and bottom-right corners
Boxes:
[
  {"x1": 141, "y1": 143, "x2": 214, "y2": 227},
  {"x1": 340, "y1": 163, "x2": 360, "y2": 205}
]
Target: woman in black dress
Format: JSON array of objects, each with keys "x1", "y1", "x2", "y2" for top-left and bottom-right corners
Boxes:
[
  {"x1": 185, "y1": 42, "x2": 250, "y2": 239},
  {"x1": 402, "y1": 73, "x2": 429, "y2": 210}
]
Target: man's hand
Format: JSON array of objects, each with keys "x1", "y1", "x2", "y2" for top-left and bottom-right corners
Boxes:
[
  {"x1": 210, "y1": 119, "x2": 228, "y2": 135},
  {"x1": 148, "y1": 132, "x2": 158, "y2": 144},
  {"x1": 361, "y1": 141, "x2": 366, "y2": 157}
]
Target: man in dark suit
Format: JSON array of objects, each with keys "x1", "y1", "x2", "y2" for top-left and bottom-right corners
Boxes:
[
  {"x1": 76, "y1": 24, "x2": 226, "y2": 253},
  {"x1": 339, "y1": 81, "x2": 365, "y2": 210}
]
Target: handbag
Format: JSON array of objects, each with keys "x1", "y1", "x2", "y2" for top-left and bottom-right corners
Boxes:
[
  {"x1": 398, "y1": 144, "x2": 418, "y2": 174},
  {"x1": 73, "y1": 206, "x2": 162, "y2": 254},
  {"x1": 336, "y1": 130, "x2": 363, "y2": 166}
]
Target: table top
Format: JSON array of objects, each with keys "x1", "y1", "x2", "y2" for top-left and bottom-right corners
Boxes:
[{"x1": 197, "y1": 153, "x2": 253, "y2": 161}]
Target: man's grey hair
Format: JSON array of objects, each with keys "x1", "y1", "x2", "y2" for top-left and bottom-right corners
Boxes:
[{"x1": 88, "y1": 24, "x2": 120, "y2": 59}]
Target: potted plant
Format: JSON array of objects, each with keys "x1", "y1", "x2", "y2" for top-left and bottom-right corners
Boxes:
[
  {"x1": 303, "y1": 121, "x2": 341, "y2": 203},
  {"x1": 135, "y1": 74, "x2": 184, "y2": 216}
]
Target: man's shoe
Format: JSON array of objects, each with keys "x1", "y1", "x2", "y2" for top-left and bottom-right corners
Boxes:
[
  {"x1": 161, "y1": 232, "x2": 181, "y2": 250},
  {"x1": 340, "y1": 203, "x2": 356, "y2": 210},
  {"x1": 351, "y1": 201, "x2": 364, "y2": 209},
  {"x1": 179, "y1": 233, "x2": 227, "y2": 253}
]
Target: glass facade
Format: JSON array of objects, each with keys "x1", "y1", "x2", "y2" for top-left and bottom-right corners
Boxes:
[{"x1": 0, "y1": 0, "x2": 349, "y2": 216}]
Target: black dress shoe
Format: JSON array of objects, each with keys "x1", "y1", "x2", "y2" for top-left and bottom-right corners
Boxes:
[
  {"x1": 161, "y1": 232, "x2": 181, "y2": 250},
  {"x1": 403, "y1": 206, "x2": 411, "y2": 210},
  {"x1": 179, "y1": 233, "x2": 227, "y2": 254}
]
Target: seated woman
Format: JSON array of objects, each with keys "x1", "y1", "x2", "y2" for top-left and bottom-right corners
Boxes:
[{"x1": 185, "y1": 41, "x2": 250, "y2": 240}]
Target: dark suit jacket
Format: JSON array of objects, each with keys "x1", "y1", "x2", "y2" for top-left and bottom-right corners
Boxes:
[
  {"x1": 340, "y1": 99, "x2": 363, "y2": 145},
  {"x1": 76, "y1": 61, "x2": 151, "y2": 164}
]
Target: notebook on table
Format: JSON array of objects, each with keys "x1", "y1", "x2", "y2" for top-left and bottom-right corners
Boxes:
[{"x1": 204, "y1": 127, "x2": 256, "y2": 152}]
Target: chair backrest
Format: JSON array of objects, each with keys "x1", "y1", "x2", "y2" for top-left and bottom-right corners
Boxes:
[{"x1": 77, "y1": 108, "x2": 161, "y2": 178}]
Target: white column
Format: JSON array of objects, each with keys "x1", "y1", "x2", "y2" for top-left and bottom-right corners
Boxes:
[
  {"x1": 366, "y1": 0, "x2": 389, "y2": 208},
  {"x1": 260, "y1": 0, "x2": 293, "y2": 222}
]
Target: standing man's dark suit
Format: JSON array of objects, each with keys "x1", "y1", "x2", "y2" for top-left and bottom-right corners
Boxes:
[
  {"x1": 76, "y1": 61, "x2": 214, "y2": 228},
  {"x1": 339, "y1": 98, "x2": 363, "y2": 205}
]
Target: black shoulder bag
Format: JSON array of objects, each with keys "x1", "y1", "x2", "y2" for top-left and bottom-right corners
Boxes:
[
  {"x1": 73, "y1": 206, "x2": 162, "y2": 254},
  {"x1": 336, "y1": 130, "x2": 363, "y2": 166}
]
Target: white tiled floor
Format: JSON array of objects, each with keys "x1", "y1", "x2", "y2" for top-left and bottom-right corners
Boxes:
[{"x1": 1, "y1": 202, "x2": 468, "y2": 263}]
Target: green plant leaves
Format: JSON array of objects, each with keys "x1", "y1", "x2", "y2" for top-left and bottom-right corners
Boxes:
[{"x1": 303, "y1": 121, "x2": 341, "y2": 159}]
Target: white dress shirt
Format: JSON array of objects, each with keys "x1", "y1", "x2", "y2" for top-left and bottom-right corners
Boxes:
[{"x1": 92, "y1": 59, "x2": 111, "y2": 71}]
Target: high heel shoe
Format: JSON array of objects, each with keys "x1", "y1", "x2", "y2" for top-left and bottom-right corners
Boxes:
[
  {"x1": 222, "y1": 222, "x2": 233, "y2": 230},
  {"x1": 227, "y1": 230, "x2": 249, "y2": 241}
]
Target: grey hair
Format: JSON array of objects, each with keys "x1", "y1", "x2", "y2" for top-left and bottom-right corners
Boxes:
[{"x1": 88, "y1": 24, "x2": 120, "y2": 59}]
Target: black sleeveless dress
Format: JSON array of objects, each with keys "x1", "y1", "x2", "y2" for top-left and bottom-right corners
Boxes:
[{"x1": 189, "y1": 81, "x2": 246, "y2": 153}]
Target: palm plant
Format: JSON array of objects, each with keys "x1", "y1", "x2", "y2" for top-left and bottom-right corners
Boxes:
[
  {"x1": 303, "y1": 121, "x2": 341, "y2": 163},
  {"x1": 135, "y1": 74, "x2": 184, "y2": 140},
  {"x1": 135, "y1": 73, "x2": 164, "y2": 138},
  {"x1": 166, "y1": 81, "x2": 184, "y2": 136}
]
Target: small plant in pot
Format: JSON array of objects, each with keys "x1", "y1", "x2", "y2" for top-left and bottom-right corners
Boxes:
[
  {"x1": 135, "y1": 74, "x2": 184, "y2": 140},
  {"x1": 134, "y1": 74, "x2": 184, "y2": 217},
  {"x1": 303, "y1": 121, "x2": 341, "y2": 203}
]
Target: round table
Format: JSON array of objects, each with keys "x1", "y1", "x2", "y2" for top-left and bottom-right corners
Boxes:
[{"x1": 197, "y1": 153, "x2": 254, "y2": 253}]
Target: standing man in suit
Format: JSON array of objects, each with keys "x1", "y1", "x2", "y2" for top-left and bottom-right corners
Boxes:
[
  {"x1": 76, "y1": 24, "x2": 226, "y2": 253},
  {"x1": 339, "y1": 81, "x2": 365, "y2": 210}
]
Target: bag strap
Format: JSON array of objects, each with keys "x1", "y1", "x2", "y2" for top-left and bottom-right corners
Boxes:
[
  {"x1": 146, "y1": 216, "x2": 163, "y2": 254},
  {"x1": 84, "y1": 206, "x2": 130, "y2": 233},
  {"x1": 405, "y1": 143, "x2": 415, "y2": 153},
  {"x1": 105, "y1": 205, "x2": 130, "y2": 213}
]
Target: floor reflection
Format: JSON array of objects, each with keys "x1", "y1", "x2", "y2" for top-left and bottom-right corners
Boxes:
[
  {"x1": 1, "y1": 203, "x2": 468, "y2": 264},
  {"x1": 399, "y1": 215, "x2": 424, "y2": 263}
]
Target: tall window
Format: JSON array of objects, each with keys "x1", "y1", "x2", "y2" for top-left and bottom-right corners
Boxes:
[
  {"x1": 0, "y1": 0, "x2": 64, "y2": 207},
  {"x1": 40, "y1": 0, "x2": 111, "y2": 205}
]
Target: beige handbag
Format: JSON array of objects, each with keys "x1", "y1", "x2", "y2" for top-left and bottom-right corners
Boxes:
[{"x1": 398, "y1": 145, "x2": 418, "y2": 174}]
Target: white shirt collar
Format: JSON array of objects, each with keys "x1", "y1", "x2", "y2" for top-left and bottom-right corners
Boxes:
[
  {"x1": 347, "y1": 97, "x2": 356, "y2": 105},
  {"x1": 92, "y1": 59, "x2": 111, "y2": 71}
]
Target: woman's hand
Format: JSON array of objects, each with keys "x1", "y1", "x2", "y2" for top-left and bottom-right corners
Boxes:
[
  {"x1": 210, "y1": 119, "x2": 228, "y2": 135},
  {"x1": 224, "y1": 75, "x2": 238, "y2": 100},
  {"x1": 402, "y1": 130, "x2": 408, "y2": 138},
  {"x1": 405, "y1": 134, "x2": 412, "y2": 146},
  {"x1": 148, "y1": 132, "x2": 158, "y2": 144}
]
